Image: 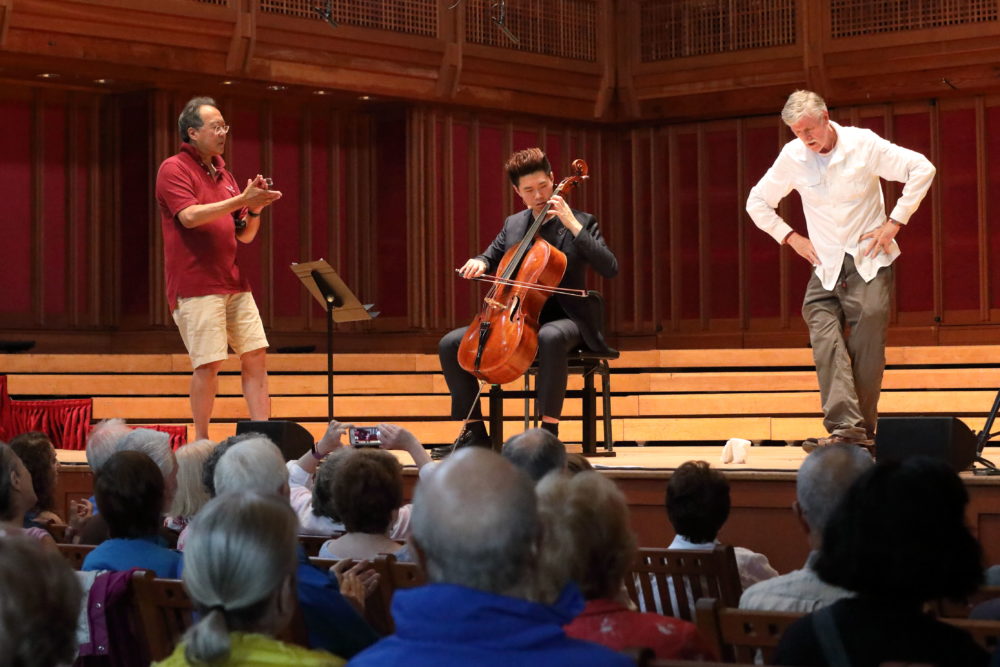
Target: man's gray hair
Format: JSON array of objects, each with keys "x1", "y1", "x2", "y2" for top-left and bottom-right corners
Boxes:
[
  {"x1": 412, "y1": 448, "x2": 539, "y2": 597},
  {"x1": 781, "y1": 90, "x2": 828, "y2": 126},
  {"x1": 502, "y1": 428, "x2": 567, "y2": 482},
  {"x1": 213, "y1": 437, "x2": 288, "y2": 498},
  {"x1": 178, "y1": 96, "x2": 217, "y2": 144},
  {"x1": 118, "y1": 428, "x2": 176, "y2": 480},
  {"x1": 796, "y1": 444, "x2": 873, "y2": 536},
  {"x1": 86, "y1": 418, "x2": 133, "y2": 472}
]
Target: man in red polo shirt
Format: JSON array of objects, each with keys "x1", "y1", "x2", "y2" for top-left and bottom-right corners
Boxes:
[{"x1": 155, "y1": 96, "x2": 282, "y2": 440}]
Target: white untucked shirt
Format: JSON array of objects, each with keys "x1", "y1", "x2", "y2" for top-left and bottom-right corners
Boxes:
[{"x1": 746, "y1": 121, "x2": 935, "y2": 290}]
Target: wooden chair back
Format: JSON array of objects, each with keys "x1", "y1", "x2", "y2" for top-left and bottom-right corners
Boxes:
[
  {"x1": 694, "y1": 597, "x2": 804, "y2": 664},
  {"x1": 299, "y1": 533, "x2": 335, "y2": 557},
  {"x1": 57, "y1": 542, "x2": 94, "y2": 570},
  {"x1": 130, "y1": 570, "x2": 193, "y2": 662},
  {"x1": 624, "y1": 545, "x2": 742, "y2": 621}
]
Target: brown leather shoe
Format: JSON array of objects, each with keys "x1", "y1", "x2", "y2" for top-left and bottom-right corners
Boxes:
[{"x1": 802, "y1": 434, "x2": 875, "y2": 454}]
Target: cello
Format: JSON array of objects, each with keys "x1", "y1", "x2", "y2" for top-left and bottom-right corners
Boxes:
[{"x1": 456, "y1": 159, "x2": 590, "y2": 387}]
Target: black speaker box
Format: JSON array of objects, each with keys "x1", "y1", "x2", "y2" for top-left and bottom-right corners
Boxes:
[
  {"x1": 235, "y1": 420, "x2": 314, "y2": 461},
  {"x1": 874, "y1": 416, "x2": 977, "y2": 472}
]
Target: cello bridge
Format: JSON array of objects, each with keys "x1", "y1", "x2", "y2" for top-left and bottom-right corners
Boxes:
[{"x1": 484, "y1": 297, "x2": 505, "y2": 309}]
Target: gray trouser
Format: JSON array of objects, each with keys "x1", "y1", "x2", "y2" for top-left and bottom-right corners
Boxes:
[{"x1": 802, "y1": 254, "x2": 893, "y2": 439}]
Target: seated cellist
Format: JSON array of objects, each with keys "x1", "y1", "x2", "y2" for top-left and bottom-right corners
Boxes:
[{"x1": 436, "y1": 148, "x2": 618, "y2": 457}]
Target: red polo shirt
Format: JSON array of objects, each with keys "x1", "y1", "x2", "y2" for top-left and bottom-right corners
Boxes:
[{"x1": 156, "y1": 143, "x2": 251, "y2": 311}]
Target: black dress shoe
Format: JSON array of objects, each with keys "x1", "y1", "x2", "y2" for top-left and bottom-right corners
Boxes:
[{"x1": 431, "y1": 428, "x2": 491, "y2": 460}]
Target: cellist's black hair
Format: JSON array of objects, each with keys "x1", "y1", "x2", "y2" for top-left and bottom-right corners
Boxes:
[{"x1": 505, "y1": 147, "x2": 552, "y2": 187}]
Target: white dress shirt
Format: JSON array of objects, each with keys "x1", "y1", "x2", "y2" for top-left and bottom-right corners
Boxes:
[{"x1": 746, "y1": 121, "x2": 935, "y2": 290}]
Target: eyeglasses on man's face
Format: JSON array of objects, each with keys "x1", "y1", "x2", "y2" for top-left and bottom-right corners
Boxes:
[{"x1": 203, "y1": 123, "x2": 230, "y2": 136}]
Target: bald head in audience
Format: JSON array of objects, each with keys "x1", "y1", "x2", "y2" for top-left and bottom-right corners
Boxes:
[
  {"x1": 795, "y1": 444, "x2": 873, "y2": 550},
  {"x1": 501, "y1": 427, "x2": 566, "y2": 482},
  {"x1": 412, "y1": 448, "x2": 539, "y2": 599}
]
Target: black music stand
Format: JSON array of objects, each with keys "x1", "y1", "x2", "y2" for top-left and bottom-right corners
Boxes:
[{"x1": 291, "y1": 260, "x2": 378, "y2": 421}]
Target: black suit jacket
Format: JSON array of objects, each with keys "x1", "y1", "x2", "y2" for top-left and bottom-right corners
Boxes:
[{"x1": 475, "y1": 208, "x2": 618, "y2": 354}]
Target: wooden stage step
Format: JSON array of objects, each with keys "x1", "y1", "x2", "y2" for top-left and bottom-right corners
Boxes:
[{"x1": 4, "y1": 345, "x2": 1000, "y2": 446}]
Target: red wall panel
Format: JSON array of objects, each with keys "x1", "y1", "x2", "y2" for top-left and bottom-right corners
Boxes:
[
  {"x1": 42, "y1": 105, "x2": 68, "y2": 318},
  {"x1": 744, "y1": 125, "x2": 781, "y2": 319},
  {"x1": 0, "y1": 101, "x2": 33, "y2": 316},
  {"x1": 270, "y1": 112, "x2": 303, "y2": 319},
  {"x1": 892, "y1": 112, "x2": 935, "y2": 315},
  {"x1": 705, "y1": 128, "x2": 740, "y2": 321},
  {"x1": 938, "y1": 108, "x2": 979, "y2": 313}
]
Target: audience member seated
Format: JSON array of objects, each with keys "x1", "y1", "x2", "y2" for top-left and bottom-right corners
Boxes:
[
  {"x1": 774, "y1": 457, "x2": 988, "y2": 666},
  {"x1": 165, "y1": 439, "x2": 217, "y2": 550},
  {"x1": 82, "y1": 450, "x2": 182, "y2": 577},
  {"x1": 538, "y1": 470, "x2": 715, "y2": 660},
  {"x1": 213, "y1": 436, "x2": 379, "y2": 658},
  {"x1": 78, "y1": 426, "x2": 179, "y2": 547},
  {"x1": 0, "y1": 442, "x2": 58, "y2": 552},
  {"x1": 155, "y1": 491, "x2": 344, "y2": 666},
  {"x1": 741, "y1": 444, "x2": 872, "y2": 612},
  {"x1": 314, "y1": 448, "x2": 404, "y2": 561},
  {"x1": 0, "y1": 536, "x2": 83, "y2": 666},
  {"x1": 348, "y1": 448, "x2": 632, "y2": 667},
  {"x1": 666, "y1": 460, "x2": 777, "y2": 589},
  {"x1": 501, "y1": 427, "x2": 566, "y2": 482},
  {"x1": 9, "y1": 431, "x2": 63, "y2": 526},
  {"x1": 294, "y1": 420, "x2": 427, "y2": 540}
]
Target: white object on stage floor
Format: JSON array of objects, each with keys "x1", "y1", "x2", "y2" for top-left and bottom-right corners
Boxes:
[{"x1": 721, "y1": 438, "x2": 750, "y2": 465}]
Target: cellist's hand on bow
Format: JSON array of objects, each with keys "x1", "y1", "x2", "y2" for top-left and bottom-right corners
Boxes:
[
  {"x1": 458, "y1": 258, "x2": 487, "y2": 279},
  {"x1": 545, "y1": 194, "x2": 583, "y2": 237}
]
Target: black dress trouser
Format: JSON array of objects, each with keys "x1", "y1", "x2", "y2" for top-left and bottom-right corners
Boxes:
[{"x1": 438, "y1": 317, "x2": 582, "y2": 422}]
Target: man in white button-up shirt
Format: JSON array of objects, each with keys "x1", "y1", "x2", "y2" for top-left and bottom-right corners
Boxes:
[{"x1": 747, "y1": 90, "x2": 935, "y2": 448}]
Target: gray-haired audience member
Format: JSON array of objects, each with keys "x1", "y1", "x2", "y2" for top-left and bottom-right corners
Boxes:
[
  {"x1": 0, "y1": 537, "x2": 83, "y2": 667},
  {"x1": 208, "y1": 434, "x2": 378, "y2": 659},
  {"x1": 161, "y1": 492, "x2": 343, "y2": 666},
  {"x1": 501, "y1": 427, "x2": 567, "y2": 482},
  {"x1": 348, "y1": 448, "x2": 632, "y2": 666},
  {"x1": 213, "y1": 436, "x2": 288, "y2": 498},
  {"x1": 740, "y1": 444, "x2": 872, "y2": 612},
  {"x1": 78, "y1": 424, "x2": 179, "y2": 546}
]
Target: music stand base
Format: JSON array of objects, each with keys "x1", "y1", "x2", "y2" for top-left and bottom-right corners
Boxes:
[{"x1": 973, "y1": 455, "x2": 1000, "y2": 475}]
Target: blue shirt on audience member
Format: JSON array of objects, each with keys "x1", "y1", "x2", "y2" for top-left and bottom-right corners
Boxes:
[
  {"x1": 295, "y1": 545, "x2": 379, "y2": 658},
  {"x1": 347, "y1": 581, "x2": 632, "y2": 666},
  {"x1": 81, "y1": 535, "x2": 181, "y2": 578}
]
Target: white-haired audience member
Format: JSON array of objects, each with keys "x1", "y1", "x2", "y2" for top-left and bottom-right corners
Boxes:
[
  {"x1": 741, "y1": 444, "x2": 872, "y2": 612},
  {"x1": 538, "y1": 471, "x2": 715, "y2": 660},
  {"x1": 348, "y1": 448, "x2": 632, "y2": 667},
  {"x1": 501, "y1": 427, "x2": 567, "y2": 482},
  {"x1": 82, "y1": 450, "x2": 182, "y2": 577},
  {"x1": 78, "y1": 424, "x2": 179, "y2": 546},
  {"x1": 0, "y1": 537, "x2": 83, "y2": 667},
  {"x1": 0, "y1": 443, "x2": 58, "y2": 552},
  {"x1": 666, "y1": 460, "x2": 778, "y2": 589},
  {"x1": 314, "y1": 448, "x2": 404, "y2": 561},
  {"x1": 165, "y1": 439, "x2": 217, "y2": 550},
  {"x1": 212, "y1": 436, "x2": 379, "y2": 659},
  {"x1": 155, "y1": 492, "x2": 344, "y2": 667}
]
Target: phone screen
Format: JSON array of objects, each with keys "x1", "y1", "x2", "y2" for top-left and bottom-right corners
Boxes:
[{"x1": 350, "y1": 426, "x2": 381, "y2": 447}]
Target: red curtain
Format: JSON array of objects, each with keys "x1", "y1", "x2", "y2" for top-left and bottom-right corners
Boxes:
[{"x1": 5, "y1": 397, "x2": 93, "y2": 450}]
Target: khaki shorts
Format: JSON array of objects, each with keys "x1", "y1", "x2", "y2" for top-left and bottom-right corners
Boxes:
[{"x1": 172, "y1": 292, "x2": 269, "y2": 369}]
